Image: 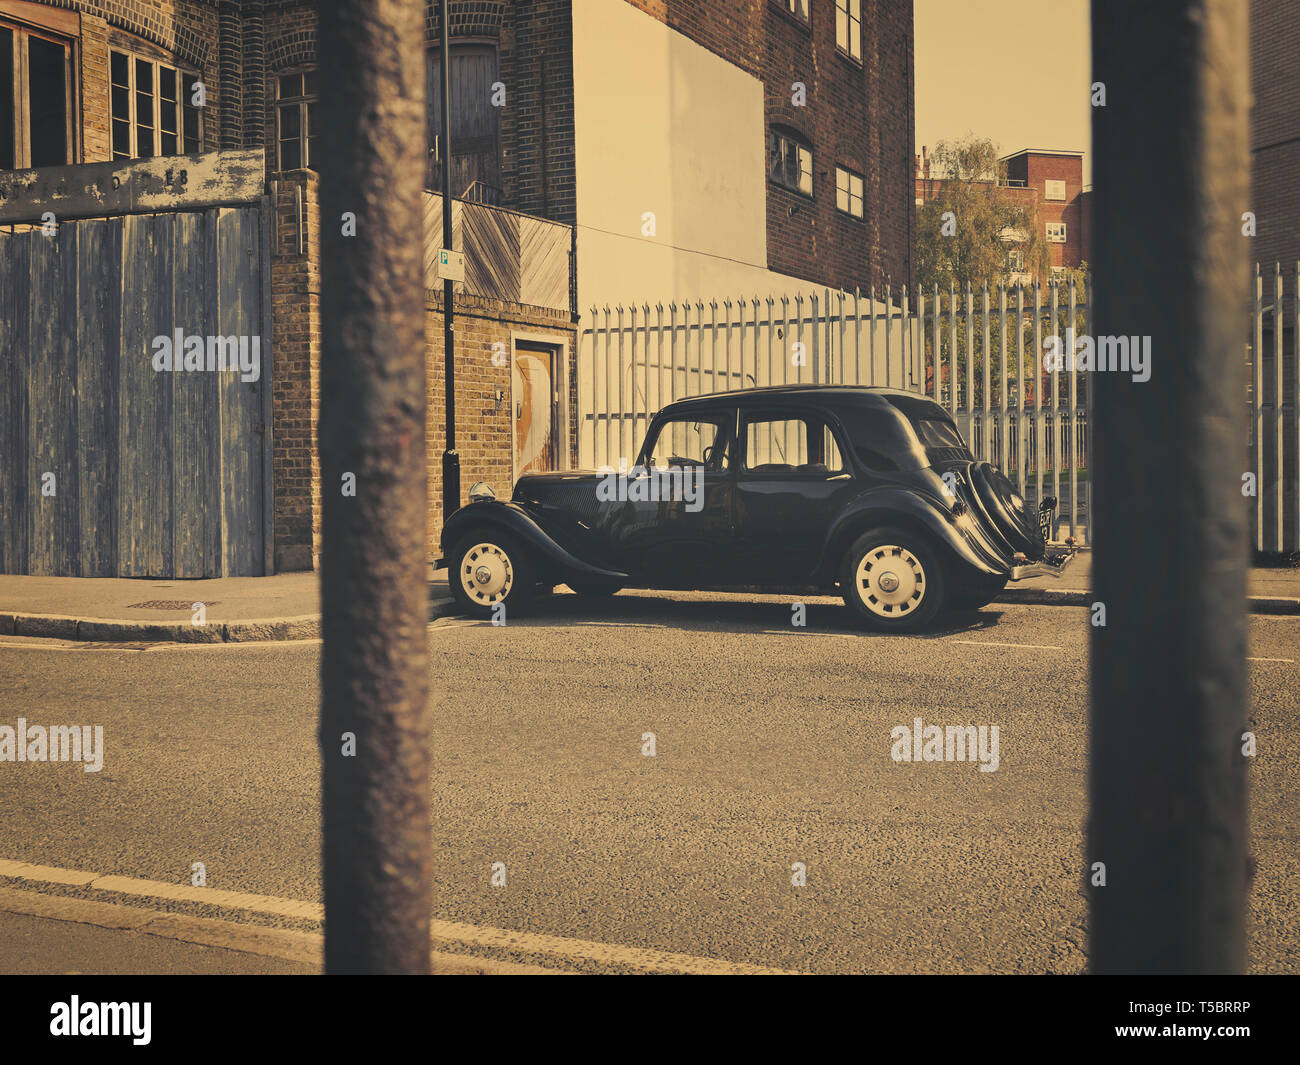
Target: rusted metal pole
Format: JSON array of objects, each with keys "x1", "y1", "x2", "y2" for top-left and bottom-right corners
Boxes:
[
  {"x1": 1089, "y1": 0, "x2": 1250, "y2": 973},
  {"x1": 318, "y1": 0, "x2": 431, "y2": 974}
]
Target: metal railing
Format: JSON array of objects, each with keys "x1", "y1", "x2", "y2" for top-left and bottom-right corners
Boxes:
[
  {"x1": 1251, "y1": 261, "x2": 1300, "y2": 554},
  {"x1": 579, "y1": 265, "x2": 1300, "y2": 553},
  {"x1": 917, "y1": 277, "x2": 1091, "y2": 540}
]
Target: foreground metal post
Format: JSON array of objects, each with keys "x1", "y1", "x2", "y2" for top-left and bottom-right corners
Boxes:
[
  {"x1": 318, "y1": 0, "x2": 431, "y2": 974},
  {"x1": 1090, "y1": 0, "x2": 1250, "y2": 973}
]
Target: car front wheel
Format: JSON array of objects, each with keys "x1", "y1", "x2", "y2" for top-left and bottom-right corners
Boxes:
[
  {"x1": 449, "y1": 531, "x2": 536, "y2": 619},
  {"x1": 841, "y1": 528, "x2": 946, "y2": 631}
]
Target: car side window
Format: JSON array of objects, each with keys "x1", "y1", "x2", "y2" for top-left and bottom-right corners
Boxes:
[
  {"x1": 743, "y1": 414, "x2": 845, "y2": 476},
  {"x1": 646, "y1": 417, "x2": 730, "y2": 471}
]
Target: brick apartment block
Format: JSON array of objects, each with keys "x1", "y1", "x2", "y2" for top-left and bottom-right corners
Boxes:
[{"x1": 914, "y1": 145, "x2": 1091, "y2": 274}]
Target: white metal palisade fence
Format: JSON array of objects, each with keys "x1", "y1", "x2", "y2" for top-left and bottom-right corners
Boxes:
[
  {"x1": 580, "y1": 278, "x2": 1095, "y2": 540},
  {"x1": 1252, "y1": 261, "x2": 1300, "y2": 555}
]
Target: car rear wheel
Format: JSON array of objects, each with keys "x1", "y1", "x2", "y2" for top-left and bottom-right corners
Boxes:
[
  {"x1": 841, "y1": 528, "x2": 946, "y2": 631},
  {"x1": 566, "y1": 581, "x2": 622, "y2": 597},
  {"x1": 449, "y1": 531, "x2": 536, "y2": 619}
]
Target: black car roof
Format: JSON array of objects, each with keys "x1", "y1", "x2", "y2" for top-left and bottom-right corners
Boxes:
[{"x1": 659, "y1": 384, "x2": 941, "y2": 415}]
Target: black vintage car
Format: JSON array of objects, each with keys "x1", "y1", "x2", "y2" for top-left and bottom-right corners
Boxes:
[{"x1": 439, "y1": 385, "x2": 1074, "y2": 631}]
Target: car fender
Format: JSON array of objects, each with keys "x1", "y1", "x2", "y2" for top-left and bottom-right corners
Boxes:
[
  {"x1": 441, "y1": 500, "x2": 628, "y2": 581},
  {"x1": 819, "y1": 486, "x2": 1007, "y2": 581}
]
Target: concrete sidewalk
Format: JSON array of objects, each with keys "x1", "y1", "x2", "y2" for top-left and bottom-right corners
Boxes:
[
  {"x1": 1, "y1": 554, "x2": 1296, "y2": 643},
  {"x1": 1002, "y1": 549, "x2": 1300, "y2": 613},
  {"x1": 0, "y1": 569, "x2": 453, "y2": 644}
]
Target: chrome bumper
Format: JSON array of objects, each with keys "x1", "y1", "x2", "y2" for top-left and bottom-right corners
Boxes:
[{"x1": 1009, "y1": 546, "x2": 1077, "y2": 581}]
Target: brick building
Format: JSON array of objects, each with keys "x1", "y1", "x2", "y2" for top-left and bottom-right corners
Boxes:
[
  {"x1": 914, "y1": 146, "x2": 1091, "y2": 277},
  {"x1": 1250, "y1": 0, "x2": 1300, "y2": 273},
  {"x1": 0, "y1": 0, "x2": 917, "y2": 575},
  {"x1": 0, "y1": 0, "x2": 577, "y2": 576}
]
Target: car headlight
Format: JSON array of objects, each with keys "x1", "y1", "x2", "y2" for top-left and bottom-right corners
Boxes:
[{"x1": 468, "y1": 481, "x2": 495, "y2": 502}]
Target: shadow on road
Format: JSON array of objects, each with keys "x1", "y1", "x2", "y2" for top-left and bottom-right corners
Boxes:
[{"x1": 431, "y1": 587, "x2": 1006, "y2": 639}]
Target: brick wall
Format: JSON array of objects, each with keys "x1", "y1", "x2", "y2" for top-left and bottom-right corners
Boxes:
[
  {"x1": 498, "y1": 0, "x2": 577, "y2": 225},
  {"x1": 270, "y1": 169, "x2": 321, "y2": 572},
  {"x1": 425, "y1": 292, "x2": 577, "y2": 560},
  {"x1": 1251, "y1": 0, "x2": 1300, "y2": 271},
  {"x1": 273, "y1": 174, "x2": 577, "y2": 570},
  {"x1": 1006, "y1": 152, "x2": 1087, "y2": 269}
]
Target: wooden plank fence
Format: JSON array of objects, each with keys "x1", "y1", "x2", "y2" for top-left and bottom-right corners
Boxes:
[{"x1": 0, "y1": 206, "x2": 268, "y2": 577}]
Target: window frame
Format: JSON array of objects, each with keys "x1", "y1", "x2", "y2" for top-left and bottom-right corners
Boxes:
[
  {"x1": 834, "y1": 164, "x2": 864, "y2": 219},
  {"x1": 275, "y1": 67, "x2": 318, "y2": 171},
  {"x1": 1044, "y1": 178, "x2": 1067, "y2": 201},
  {"x1": 109, "y1": 47, "x2": 202, "y2": 162},
  {"x1": 769, "y1": 126, "x2": 814, "y2": 199},
  {"x1": 739, "y1": 410, "x2": 851, "y2": 479},
  {"x1": 835, "y1": 0, "x2": 863, "y2": 63},
  {"x1": 1046, "y1": 221, "x2": 1068, "y2": 244},
  {"x1": 1, "y1": 15, "x2": 76, "y2": 169},
  {"x1": 640, "y1": 413, "x2": 734, "y2": 474},
  {"x1": 770, "y1": 0, "x2": 812, "y2": 29}
]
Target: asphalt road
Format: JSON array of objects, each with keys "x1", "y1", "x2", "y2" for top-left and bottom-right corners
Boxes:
[{"x1": 1, "y1": 591, "x2": 1296, "y2": 974}]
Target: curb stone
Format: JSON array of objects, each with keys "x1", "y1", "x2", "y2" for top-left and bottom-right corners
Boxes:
[
  {"x1": 999, "y1": 589, "x2": 1300, "y2": 614},
  {"x1": 0, "y1": 612, "x2": 321, "y2": 644},
  {"x1": 1, "y1": 591, "x2": 1297, "y2": 645}
]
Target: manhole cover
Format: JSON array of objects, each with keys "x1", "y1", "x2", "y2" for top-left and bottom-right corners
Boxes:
[{"x1": 126, "y1": 600, "x2": 220, "y2": 610}]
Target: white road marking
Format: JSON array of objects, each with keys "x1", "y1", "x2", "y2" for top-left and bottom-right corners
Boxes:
[
  {"x1": 572, "y1": 621, "x2": 669, "y2": 629},
  {"x1": 0, "y1": 858, "x2": 800, "y2": 975},
  {"x1": 1246, "y1": 656, "x2": 1295, "y2": 663},
  {"x1": 950, "y1": 640, "x2": 1064, "y2": 651},
  {"x1": 760, "y1": 630, "x2": 861, "y2": 639}
]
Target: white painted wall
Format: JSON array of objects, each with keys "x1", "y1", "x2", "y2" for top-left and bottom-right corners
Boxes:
[{"x1": 569, "y1": 0, "x2": 908, "y2": 466}]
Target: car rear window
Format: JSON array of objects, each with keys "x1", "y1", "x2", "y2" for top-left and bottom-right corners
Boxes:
[{"x1": 915, "y1": 418, "x2": 965, "y2": 449}]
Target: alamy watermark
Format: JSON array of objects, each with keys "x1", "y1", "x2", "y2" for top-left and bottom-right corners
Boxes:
[
  {"x1": 596, "y1": 459, "x2": 704, "y2": 512},
  {"x1": 1043, "y1": 328, "x2": 1151, "y2": 382},
  {"x1": 151, "y1": 330, "x2": 262, "y2": 383},
  {"x1": 890, "y1": 716, "x2": 1000, "y2": 772},
  {"x1": 0, "y1": 718, "x2": 104, "y2": 772}
]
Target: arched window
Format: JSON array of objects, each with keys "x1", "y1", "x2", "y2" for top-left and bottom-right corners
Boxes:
[{"x1": 769, "y1": 125, "x2": 813, "y2": 197}]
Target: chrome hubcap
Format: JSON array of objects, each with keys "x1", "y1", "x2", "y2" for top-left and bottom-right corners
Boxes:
[
  {"x1": 855, "y1": 545, "x2": 925, "y2": 617},
  {"x1": 460, "y1": 542, "x2": 513, "y2": 604}
]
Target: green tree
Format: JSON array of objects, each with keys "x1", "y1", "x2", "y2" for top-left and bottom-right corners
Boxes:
[{"x1": 915, "y1": 136, "x2": 1052, "y2": 291}]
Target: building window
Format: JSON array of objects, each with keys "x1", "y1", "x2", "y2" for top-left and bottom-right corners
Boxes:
[
  {"x1": 110, "y1": 50, "x2": 202, "y2": 161},
  {"x1": 835, "y1": 0, "x2": 862, "y2": 61},
  {"x1": 769, "y1": 127, "x2": 813, "y2": 197},
  {"x1": 1044, "y1": 178, "x2": 1067, "y2": 201},
  {"x1": 1046, "y1": 222, "x2": 1067, "y2": 244},
  {"x1": 1, "y1": 19, "x2": 73, "y2": 169},
  {"x1": 835, "y1": 165, "x2": 863, "y2": 217},
  {"x1": 1008, "y1": 248, "x2": 1025, "y2": 272},
  {"x1": 276, "y1": 70, "x2": 317, "y2": 170},
  {"x1": 773, "y1": 0, "x2": 811, "y2": 25}
]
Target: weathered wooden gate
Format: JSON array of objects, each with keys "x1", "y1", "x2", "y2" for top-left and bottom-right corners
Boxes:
[{"x1": 0, "y1": 155, "x2": 270, "y2": 577}]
